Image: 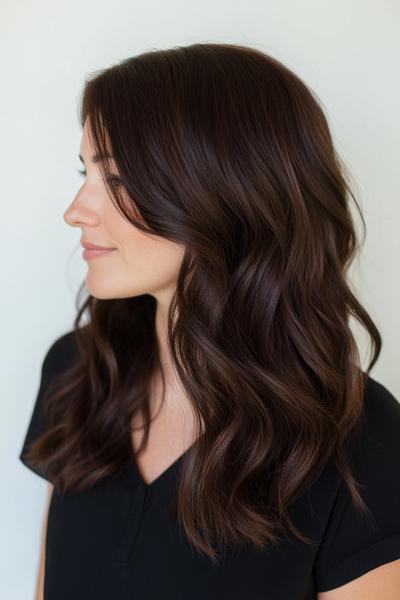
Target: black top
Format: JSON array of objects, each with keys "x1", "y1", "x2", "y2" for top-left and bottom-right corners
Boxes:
[{"x1": 19, "y1": 331, "x2": 400, "y2": 600}]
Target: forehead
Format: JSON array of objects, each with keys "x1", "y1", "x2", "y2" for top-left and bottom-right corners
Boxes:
[{"x1": 79, "y1": 119, "x2": 114, "y2": 164}]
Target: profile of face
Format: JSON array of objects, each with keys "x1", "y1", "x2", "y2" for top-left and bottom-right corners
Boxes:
[{"x1": 63, "y1": 119, "x2": 185, "y2": 303}]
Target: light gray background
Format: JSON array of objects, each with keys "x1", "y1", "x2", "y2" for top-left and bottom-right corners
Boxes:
[{"x1": 1, "y1": 1, "x2": 399, "y2": 597}]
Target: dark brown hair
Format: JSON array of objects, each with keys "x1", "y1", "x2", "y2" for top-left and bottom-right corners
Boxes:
[{"x1": 26, "y1": 42, "x2": 381, "y2": 564}]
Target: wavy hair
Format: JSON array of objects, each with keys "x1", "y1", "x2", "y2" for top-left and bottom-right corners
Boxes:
[{"x1": 26, "y1": 42, "x2": 381, "y2": 564}]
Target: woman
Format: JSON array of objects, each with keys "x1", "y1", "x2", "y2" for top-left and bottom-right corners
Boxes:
[{"x1": 19, "y1": 42, "x2": 400, "y2": 599}]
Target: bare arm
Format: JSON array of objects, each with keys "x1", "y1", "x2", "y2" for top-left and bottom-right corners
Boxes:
[
  {"x1": 317, "y1": 559, "x2": 400, "y2": 600},
  {"x1": 34, "y1": 483, "x2": 53, "y2": 600}
]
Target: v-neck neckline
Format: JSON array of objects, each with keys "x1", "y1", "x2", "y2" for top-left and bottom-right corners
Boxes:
[
  {"x1": 129, "y1": 428, "x2": 207, "y2": 491},
  {"x1": 130, "y1": 444, "x2": 191, "y2": 490}
]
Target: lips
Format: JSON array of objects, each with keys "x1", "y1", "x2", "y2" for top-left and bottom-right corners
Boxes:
[
  {"x1": 82, "y1": 247, "x2": 116, "y2": 261},
  {"x1": 81, "y1": 241, "x2": 116, "y2": 250}
]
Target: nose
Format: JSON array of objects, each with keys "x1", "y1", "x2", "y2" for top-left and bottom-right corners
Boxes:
[
  {"x1": 63, "y1": 204, "x2": 77, "y2": 227},
  {"x1": 63, "y1": 197, "x2": 101, "y2": 228}
]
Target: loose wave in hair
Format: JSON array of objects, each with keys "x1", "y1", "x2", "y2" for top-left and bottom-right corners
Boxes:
[{"x1": 26, "y1": 42, "x2": 381, "y2": 564}]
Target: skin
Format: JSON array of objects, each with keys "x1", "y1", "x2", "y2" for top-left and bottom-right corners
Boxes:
[
  {"x1": 63, "y1": 118, "x2": 186, "y2": 388},
  {"x1": 61, "y1": 119, "x2": 400, "y2": 599},
  {"x1": 35, "y1": 483, "x2": 53, "y2": 600},
  {"x1": 318, "y1": 560, "x2": 400, "y2": 599},
  {"x1": 63, "y1": 119, "x2": 196, "y2": 484}
]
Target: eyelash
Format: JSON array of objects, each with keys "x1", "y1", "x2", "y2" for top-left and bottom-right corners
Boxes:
[{"x1": 76, "y1": 168, "x2": 122, "y2": 186}]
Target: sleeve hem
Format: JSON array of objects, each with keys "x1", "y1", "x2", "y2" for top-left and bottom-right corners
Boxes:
[
  {"x1": 19, "y1": 452, "x2": 50, "y2": 482},
  {"x1": 315, "y1": 534, "x2": 400, "y2": 592}
]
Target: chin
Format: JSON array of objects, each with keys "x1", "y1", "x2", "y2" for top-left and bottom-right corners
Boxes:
[
  {"x1": 85, "y1": 273, "x2": 120, "y2": 300},
  {"x1": 85, "y1": 275, "x2": 143, "y2": 300}
]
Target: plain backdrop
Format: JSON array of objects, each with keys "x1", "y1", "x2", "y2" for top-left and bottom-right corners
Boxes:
[{"x1": 1, "y1": 0, "x2": 399, "y2": 597}]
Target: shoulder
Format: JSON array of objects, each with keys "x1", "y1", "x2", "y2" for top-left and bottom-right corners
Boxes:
[
  {"x1": 41, "y1": 328, "x2": 80, "y2": 379},
  {"x1": 18, "y1": 329, "x2": 80, "y2": 481},
  {"x1": 345, "y1": 373, "x2": 400, "y2": 472},
  {"x1": 363, "y1": 373, "x2": 400, "y2": 428},
  {"x1": 313, "y1": 372, "x2": 400, "y2": 592}
]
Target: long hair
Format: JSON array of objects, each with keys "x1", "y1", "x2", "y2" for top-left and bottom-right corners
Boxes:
[{"x1": 26, "y1": 42, "x2": 381, "y2": 564}]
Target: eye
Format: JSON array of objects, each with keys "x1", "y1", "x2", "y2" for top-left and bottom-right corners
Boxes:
[
  {"x1": 76, "y1": 168, "x2": 122, "y2": 186},
  {"x1": 106, "y1": 175, "x2": 123, "y2": 186}
]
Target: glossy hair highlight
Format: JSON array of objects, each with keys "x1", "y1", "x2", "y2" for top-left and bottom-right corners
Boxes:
[{"x1": 26, "y1": 42, "x2": 381, "y2": 564}]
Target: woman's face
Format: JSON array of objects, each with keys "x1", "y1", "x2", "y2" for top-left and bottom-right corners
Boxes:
[{"x1": 63, "y1": 119, "x2": 185, "y2": 301}]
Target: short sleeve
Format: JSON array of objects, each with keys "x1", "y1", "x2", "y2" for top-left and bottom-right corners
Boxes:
[
  {"x1": 313, "y1": 376, "x2": 400, "y2": 592},
  {"x1": 18, "y1": 330, "x2": 78, "y2": 482}
]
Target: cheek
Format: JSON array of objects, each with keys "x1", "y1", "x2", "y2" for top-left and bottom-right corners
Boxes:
[
  {"x1": 94, "y1": 247, "x2": 183, "y2": 300},
  {"x1": 86, "y1": 208, "x2": 185, "y2": 300},
  {"x1": 122, "y1": 236, "x2": 185, "y2": 290}
]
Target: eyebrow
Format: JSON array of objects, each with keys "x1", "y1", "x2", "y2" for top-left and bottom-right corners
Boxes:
[{"x1": 79, "y1": 153, "x2": 113, "y2": 164}]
